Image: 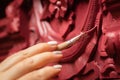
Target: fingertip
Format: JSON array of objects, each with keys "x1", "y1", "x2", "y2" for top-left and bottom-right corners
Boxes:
[
  {"x1": 42, "y1": 65, "x2": 62, "y2": 79},
  {"x1": 47, "y1": 41, "x2": 58, "y2": 51},
  {"x1": 53, "y1": 51, "x2": 63, "y2": 58},
  {"x1": 47, "y1": 41, "x2": 58, "y2": 46},
  {"x1": 53, "y1": 64, "x2": 62, "y2": 71}
]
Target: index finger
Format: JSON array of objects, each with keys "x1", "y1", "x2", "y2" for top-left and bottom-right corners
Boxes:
[{"x1": 0, "y1": 41, "x2": 58, "y2": 71}]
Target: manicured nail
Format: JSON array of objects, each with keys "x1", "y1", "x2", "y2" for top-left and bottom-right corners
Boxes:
[
  {"x1": 53, "y1": 51, "x2": 62, "y2": 54},
  {"x1": 53, "y1": 64, "x2": 62, "y2": 69},
  {"x1": 47, "y1": 41, "x2": 58, "y2": 46}
]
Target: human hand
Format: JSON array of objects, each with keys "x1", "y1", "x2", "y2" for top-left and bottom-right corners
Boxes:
[{"x1": 0, "y1": 41, "x2": 62, "y2": 80}]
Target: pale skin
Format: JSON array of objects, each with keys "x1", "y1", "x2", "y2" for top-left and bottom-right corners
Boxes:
[{"x1": 0, "y1": 41, "x2": 63, "y2": 80}]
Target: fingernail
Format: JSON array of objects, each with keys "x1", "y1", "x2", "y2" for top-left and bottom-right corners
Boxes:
[
  {"x1": 47, "y1": 41, "x2": 58, "y2": 46},
  {"x1": 53, "y1": 51, "x2": 62, "y2": 54},
  {"x1": 53, "y1": 64, "x2": 62, "y2": 69}
]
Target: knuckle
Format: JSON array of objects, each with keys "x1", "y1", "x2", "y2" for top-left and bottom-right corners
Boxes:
[
  {"x1": 22, "y1": 58, "x2": 34, "y2": 67},
  {"x1": 21, "y1": 51, "x2": 29, "y2": 58},
  {"x1": 17, "y1": 50, "x2": 30, "y2": 59}
]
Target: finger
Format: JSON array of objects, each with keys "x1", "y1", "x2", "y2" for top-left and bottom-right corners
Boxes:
[
  {"x1": 2, "y1": 51, "x2": 62, "y2": 80},
  {"x1": 0, "y1": 41, "x2": 57, "y2": 72},
  {"x1": 18, "y1": 65, "x2": 62, "y2": 80}
]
